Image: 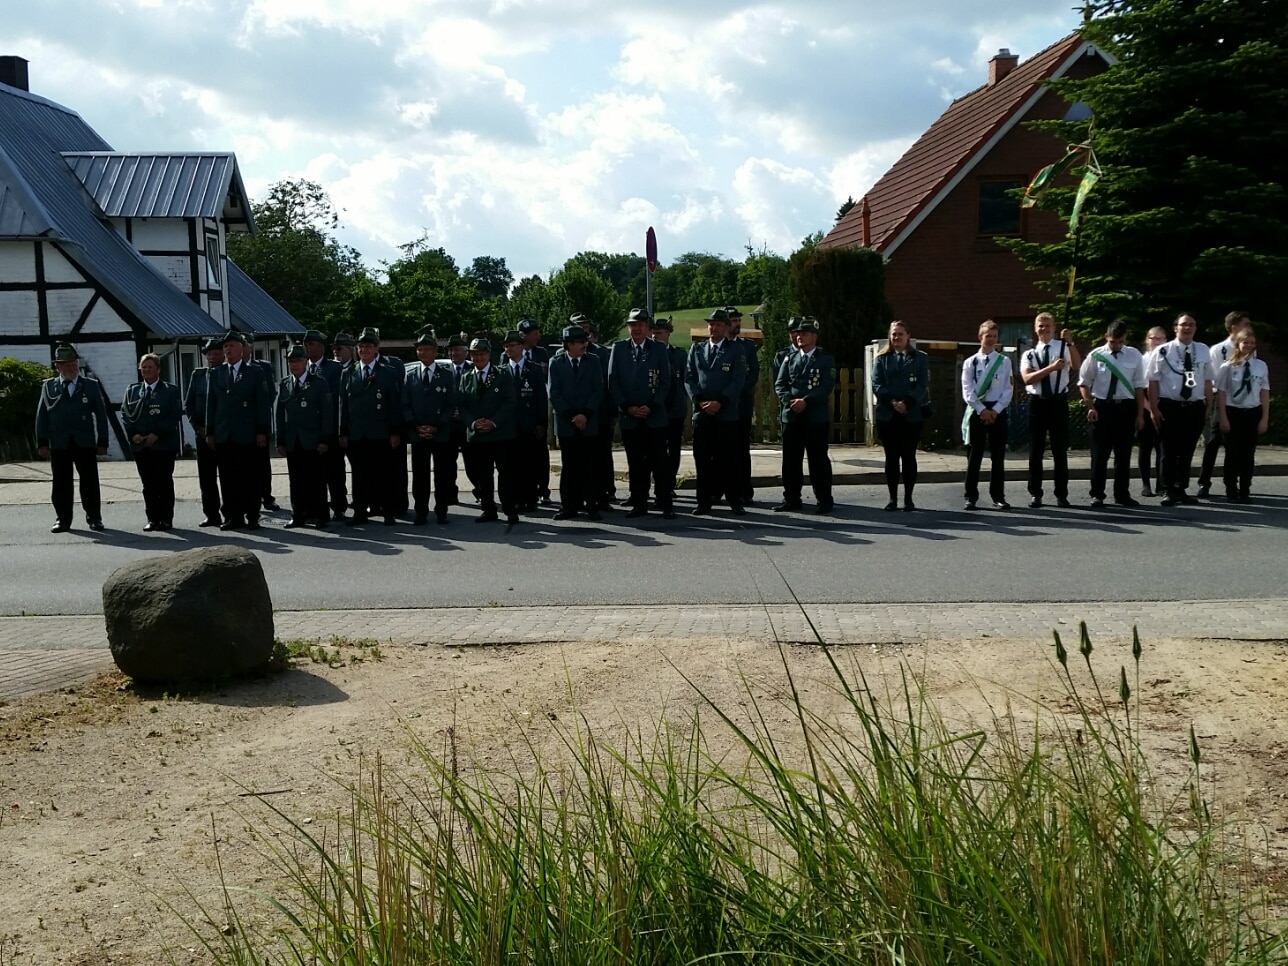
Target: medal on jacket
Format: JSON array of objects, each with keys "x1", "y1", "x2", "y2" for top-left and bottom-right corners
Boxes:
[{"x1": 1184, "y1": 371, "x2": 1197, "y2": 389}]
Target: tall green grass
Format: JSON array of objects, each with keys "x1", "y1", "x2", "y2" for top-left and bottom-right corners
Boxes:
[{"x1": 190, "y1": 624, "x2": 1287, "y2": 964}]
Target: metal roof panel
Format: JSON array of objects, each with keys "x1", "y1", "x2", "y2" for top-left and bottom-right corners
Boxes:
[{"x1": 228, "y1": 260, "x2": 306, "y2": 336}]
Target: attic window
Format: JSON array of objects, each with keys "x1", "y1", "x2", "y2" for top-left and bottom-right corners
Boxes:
[
  {"x1": 978, "y1": 180, "x2": 1024, "y2": 236},
  {"x1": 205, "y1": 230, "x2": 222, "y2": 289}
]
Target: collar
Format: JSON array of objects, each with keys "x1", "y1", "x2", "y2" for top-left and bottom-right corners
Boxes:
[
  {"x1": 800, "y1": 348, "x2": 815, "y2": 361},
  {"x1": 476, "y1": 364, "x2": 491, "y2": 380},
  {"x1": 144, "y1": 380, "x2": 159, "y2": 390},
  {"x1": 709, "y1": 339, "x2": 724, "y2": 351}
]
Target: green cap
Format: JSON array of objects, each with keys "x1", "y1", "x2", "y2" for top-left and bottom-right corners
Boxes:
[
  {"x1": 415, "y1": 328, "x2": 437, "y2": 347},
  {"x1": 503, "y1": 330, "x2": 523, "y2": 344},
  {"x1": 705, "y1": 309, "x2": 729, "y2": 324},
  {"x1": 626, "y1": 307, "x2": 651, "y2": 325},
  {"x1": 222, "y1": 330, "x2": 249, "y2": 346},
  {"x1": 447, "y1": 333, "x2": 469, "y2": 348},
  {"x1": 202, "y1": 337, "x2": 224, "y2": 353},
  {"x1": 468, "y1": 337, "x2": 491, "y2": 352},
  {"x1": 333, "y1": 331, "x2": 356, "y2": 347},
  {"x1": 518, "y1": 318, "x2": 539, "y2": 333},
  {"x1": 286, "y1": 343, "x2": 308, "y2": 360},
  {"x1": 797, "y1": 316, "x2": 820, "y2": 334},
  {"x1": 562, "y1": 325, "x2": 588, "y2": 343},
  {"x1": 303, "y1": 328, "x2": 328, "y2": 344},
  {"x1": 53, "y1": 343, "x2": 78, "y2": 362},
  {"x1": 357, "y1": 326, "x2": 381, "y2": 345},
  {"x1": 725, "y1": 305, "x2": 743, "y2": 318}
]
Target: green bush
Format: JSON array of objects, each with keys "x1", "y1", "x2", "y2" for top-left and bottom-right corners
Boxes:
[
  {"x1": 0, "y1": 357, "x2": 50, "y2": 461},
  {"x1": 189, "y1": 625, "x2": 1287, "y2": 965}
]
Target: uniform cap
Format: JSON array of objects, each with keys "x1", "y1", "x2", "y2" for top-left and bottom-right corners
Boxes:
[
  {"x1": 704, "y1": 308, "x2": 729, "y2": 324},
  {"x1": 518, "y1": 318, "x2": 540, "y2": 333},
  {"x1": 333, "y1": 331, "x2": 356, "y2": 347},
  {"x1": 725, "y1": 305, "x2": 743, "y2": 318},
  {"x1": 447, "y1": 333, "x2": 469, "y2": 348},
  {"x1": 568, "y1": 312, "x2": 589, "y2": 325},
  {"x1": 415, "y1": 327, "x2": 437, "y2": 347},
  {"x1": 286, "y1": 343, "x2": 308, "y2": 360},
  {"x1": 562, "y1": 324, "x2": 589, "y2": 343},
  {"x1": 797, "y1": 316, "x2": 820, "y2": 334},
  {"x1": 222, "y1": 330, "x2": 249, "y2": 346},
  {"x1": 625, "y1": 307, "x2": 651, "y2": 325},
  {"x1": 201, "y1": 337, "x2": 224, "y2": 353},
  {"x1": 52, "y1": 342, "x2": 79, "y2": 362},
  {"x1": 786, "y1": 316, "x2": 802, "y2": 332},
  {"x1": 468, "y1": 337, "x2": 491, "y2": 352},
  {"x1": 503, "y1": 330, "x2": 523, "y2": 344},
  {"x1": 357, "y1": 326, "x2": 381, "y2": 345},
  {"x1": 303, "y1": 328, "x2": 328, "y2": 344},
  {"x1": 649, "y1": 316, "x2": 674, "y2": 332}
]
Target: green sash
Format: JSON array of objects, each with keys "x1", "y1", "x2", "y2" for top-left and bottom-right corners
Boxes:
[
  {"x1": 1091, "y1": 350, "x2": 1134, "y2": 401},
  {"x1": 962, "y1": 353, "x2": 1007, "y2": 444}
]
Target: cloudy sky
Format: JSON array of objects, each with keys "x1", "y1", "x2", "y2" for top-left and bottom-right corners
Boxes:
[{"x1": 13, "y1": 0, "x2": 1077, "y2": 278}]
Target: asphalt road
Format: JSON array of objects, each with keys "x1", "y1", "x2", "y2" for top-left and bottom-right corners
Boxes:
[{"x1": 3, "y1": 480, "x2": 1287, "y2": 615}]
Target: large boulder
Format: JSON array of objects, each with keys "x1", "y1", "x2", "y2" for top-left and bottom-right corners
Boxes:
[{"x1": 103, "y1": 546, "x2": 275, "y2": 684}]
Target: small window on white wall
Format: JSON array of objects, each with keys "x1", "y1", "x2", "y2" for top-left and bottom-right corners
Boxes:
[{"x1": 205, "y1": 231, "x2": 222, "y2": 289}]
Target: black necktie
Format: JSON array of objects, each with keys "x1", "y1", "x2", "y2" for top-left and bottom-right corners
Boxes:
[
  {"x1": 1240, "y1": 364, "x2": 1253, "y2": 400},
  {"x1": 363, "y1": 365, "x2": 371, "y2": 381},
  {"x1": 1106, "y1": 350, "x2": 1120, "y2": 401},
  {"x1": 1181, "y1": 347, "x2": 1193, "y2": 400},
  {"x1": 64, "y1": 381, "x2": 72, "y2": 397},
  {"x1": 572, "y1": 358, "x2": 580, "y2": 374},
  {"x1": 1040, "y1": 345, "x2": 1053, "y2": 397}
]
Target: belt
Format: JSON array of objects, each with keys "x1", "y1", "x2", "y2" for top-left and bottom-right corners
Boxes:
[
  {"x1": 1030, "y1": 392, "x2": 1067, "y2": 398},
  {"x1": 1161, "y1": 398, "x2": 1204, "y2": 406},
  {"x1": 1096, "y1": 397, "x2": 1135, "y2": 404}
]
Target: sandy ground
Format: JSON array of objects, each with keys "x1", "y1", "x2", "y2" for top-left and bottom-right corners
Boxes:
[{"x1": 2, "y1": 632, "x2": 1287, "y2": 964}]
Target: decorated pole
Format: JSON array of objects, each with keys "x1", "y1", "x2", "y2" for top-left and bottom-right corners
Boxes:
[
  {"x1": 1021, "y1": 140, "x2": 1101, "y2": 330},
  {"x1": 645, "y1": 226, "x2": 658, "y2": 319}
]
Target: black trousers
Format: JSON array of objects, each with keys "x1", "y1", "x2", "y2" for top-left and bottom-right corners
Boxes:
[
  {"x1": 692, "y1": 418, "x2": 740, "y2": 510},
  {"x1": 964, "y1": 411, "x2": 1008, "y2": 503},
  {"x1": 621, "y1": 424, "x2": 674, "y2": 510},
  {"x1": 411, "y1": 440, "x2": 456, "y2": 517},
  {"x1": 1088, "y1": 400, "x2": 1136, "y2": 501},
  {"x1": 596, "y1": 416, "x2": 617, "y2": 504},
  {"x1": 285, "y1": 443, "x2": 328, "y2": 521},
  {"x1": 257, "y1": 442, "x2": 275, "y2": 503},
  {"x1": 1198, "y1": 402, "x2": 1224, "y2": 487},
  {"x1": 875, "y1": 415, "x2": 922, "y2": 499},
  {"x1": 664, "y1": 416, "x2": 685, "y2": 494},
  {"x1": 781, "y1": 420, "x2": 832, "y2": 503},
  {"x1": 535, "y1": 429, "x2": 551, "y2": 499},
  {"x1": 1222, "y1": 407, "x2": 1261, "y2": 498},
  {"x1": 557, "y1": 433, "x2": 596, "y2": 512},
  {"x1": 736, "y1": 414, "x2": 755, "y2": 500},
  {"x1": 325, "y1": 441, "x2": 349, "y2": 516},
  {"x1": 463, "y1": 439, "x2": 517, "y2": 514},
  {"x1": 513, "y1": 428, "x2": 546, "y2": 508},
  {"x1": 215, "y1": 440, "x2": 260, "y2": 525},
  {"x1": 50, "y1": 441, "x2": 102, "y2": 525},
  {"x1": 348, "y1": 438, "x2": 399, "y2": 519},
  {"x1": 1136, "y1": 417, "x2": 1162, "y2": 491},
  {"x1": 390, "y1": 442, "x2": 409, "y2": 515},
  {"x1": 446, "y1": 423, "x2": 466, "y2": 504},
  {"x1": 1157, "y1": 399, "x2": 1206, "y2": 497},
  {"x1": 1027, "y1": 395, "x2": 1069, "y2": 499},
  {"x1": 134, "y1": 449, "x2": 176, "y2": 524},
  {"x1": 194, "y1": 431, "x2": 222, "y2": 520}
]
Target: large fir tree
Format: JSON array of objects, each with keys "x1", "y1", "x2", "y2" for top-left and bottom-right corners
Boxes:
[{"x1": 1008, "y1": 0, "x2": 1288, "y2": 344}]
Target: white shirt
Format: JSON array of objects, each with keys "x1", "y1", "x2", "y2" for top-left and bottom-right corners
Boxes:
[
  {"x1": 1210, "y1": 336, "x2": 1237, "y2": 367},
  {"x1": 961, "y1": 351, "x2": 1013, "y2": 413},
  {"x1": 1078, "y1": 345, "x2": 1147, "y2": 401},
  {"x1": 1147, "y1": 339, "x2": 1211, "y2": 401},
  {"x1": 62, "y1": 377, "x2": 79, "y2": 395},
  {"x1": 1215, "y1": 358, "x2": 1270, "y2": 409},
  {"x1": 1020, "y1": 338, "x2": 1071, "y2": 395}
]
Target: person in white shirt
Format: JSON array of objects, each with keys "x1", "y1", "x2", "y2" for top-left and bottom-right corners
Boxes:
[
  {"x1": 1019, "y1": 311, "x2": 1081, "y2": 508},
  {"x1": 1197, "y1": 310, "x2": 1252, "y2": 496},
  {"x1": 1136, "y1": 326, "x2": 1167, "y2": 496},
  {"x1": 1078, "y1": 320, "x2": 1148, "y2": 507},
  {"x1": 960, "y1": 319, "x2": 1013, "y2": 510},
  {"x1": 1146, "y1": 313, "x2": 1212, "y2": 506},
  {"x1": 1215, "y1": 326, "x2": 1270, "y2": 503}
]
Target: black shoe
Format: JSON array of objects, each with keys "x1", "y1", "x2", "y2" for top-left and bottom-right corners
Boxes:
[
  {"x1": 245, "y1": 520, "x2": 263, "y2": 530},
  {"x1": 284, "y1": 518, "x2": 306, "y2": 528},
  {"x1": 1160, "y1": 496, "x2": 1179, "y2": 507},
  {"x1": 692, "y1": 506, "x2": 712, "y2": 516},
  {"x1": 597, "y1": 502, "x2": 615, "y2": 512},
  {"x1": 220, "y1": 519, "x2": 244, "y2": 531},
  {"x1": 815, "y1": 502, "x2": 834, "y2": 515},
  {"x1": 436, "y1": 513, "x2": 449, "y2": 524},
  {"x1": 506, "y1": 513, "x2": 520, "y2": 525},
  {"x1": 383, "y1": 516, "x2": 397, "y2": 526},
  {"x1": 1114, "y1": 497, "x2": 1141, "y2": 507},
  {"x1": 158, "y1": 521, "x2": 172, "y2": 531},
  {"x1": 346, "y1": 514, "x2": 369, "y2": 526},
  {"x1": 50, "y1": 521, "x2": 70, "y2": 533},
  {"x1": 553, "y1": 509, "x2": 579, "y2": 520},
  {"x1": 883, "y1": 500, "x2": 898, "y2": 512},
  {"x1": 1090, "y1": 497, "x2": 1105, "y2": 508},
  {"x1": 1196, "y1": 484, "x2": 1211, "y2": 498},
  {"x1": 1140, "y1": 486, "x2": 1155, "y2": 498},
  {"x1": 540, "y1": 496, "x2": 556, "y2": 507},
  {"x1": 991, "y1": 501, "x2": 1011, "y2": 510},
  {"x1": 198, "y1": 517, "x2": 221, "y2": 528},
  {"x1": 586, "y1": 511, "x2": 602, "y2": 521},
  {"x1": 1180, "y1": 494, "x2": 1199, "y2": 505},
  {"x1": 143, "y1": 522, "x2": 158, "y2": 532},
  {"x1": 964, "y1": 501, "x2": 977, "y2": 511},
  {"x1": 774, "y1": 501, "x2": 803, "y2": 512},
  {"x1": 413, "y1": 514, "x2": 428, "y2": 526},
  {"x1": 661, "y1": 509, "x2": 677, "y2": 519},
  {"x1": 315, "y1": 518, "x2": 329, "y2": 529},
  {"x1": 1028, "y1": 497, "x2": 1043, "y2": 508},
  {"x1": 1056, "y1": 497, "x2": 1072, "y2": 508},
  {"x1": 262, "y1": 499, "x2": 281, "y2": 512},
  {"x1": 477, "y1": 510, "x2": 499, "y2": 523},
  {"x1": 902, "y1": 501, "x2": 917, "y2": 512},
  {"x1": 731, "y1": 505, "x2": 747, "y2": 516},
  {"x1": 626, "y1": 507, "x2": 648, "y2": 518}
]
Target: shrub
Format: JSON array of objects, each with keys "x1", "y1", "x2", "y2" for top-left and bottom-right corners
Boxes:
[{"x1": 0, "y1": 357, "x2": 50, "y2": 461}]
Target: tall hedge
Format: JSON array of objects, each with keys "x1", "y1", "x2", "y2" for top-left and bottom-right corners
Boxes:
[
  {"x1": 788, "y1": 246, "x2": 890, "y2": 368},
  {"x1": 0, "y1": 357, "x2": 50, "y2": 461}
]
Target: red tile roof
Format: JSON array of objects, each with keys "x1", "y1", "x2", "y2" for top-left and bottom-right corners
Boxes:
[{"x1": 821, "y1": 33, "x2": 1088, "y2": 255}]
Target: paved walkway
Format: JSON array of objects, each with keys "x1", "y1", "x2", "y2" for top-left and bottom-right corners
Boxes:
[
  {"x1": 4, "y1": 445, "x2": 1287, "y2": 505},
  {"x1": 3, "y1": 599, "x2": 1285, "y2": 701}
]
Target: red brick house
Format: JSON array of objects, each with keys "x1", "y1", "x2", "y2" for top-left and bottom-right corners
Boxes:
[{"x1": 820, "y1": 33, "x2": 1112, "y2": 348}]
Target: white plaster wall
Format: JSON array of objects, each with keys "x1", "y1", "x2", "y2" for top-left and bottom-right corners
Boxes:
[
  {"x1": 41, "y1": 244, "x2": 86, "y2": 283},
  {"x1": 46, "y1": 290, "x2": 95, "y2": 337},
  {"x1": 77, "y1": 298, "x2": 127, "y2": 335},
  {"x1": 78, "y1": 340, "x2": 142, "y2": 460},
  {"x1": 129, "y1": 218, "x2": 188, "y2": 251},
  {"x1": 0, "y1": 241, "x2": 36, "y2": 283},
  {"x1": 0, "y1": 291, "x2": 40, "y2": 335},
  {"x1": 145, "y1": 255, "x2": 193, "y2": 293}
]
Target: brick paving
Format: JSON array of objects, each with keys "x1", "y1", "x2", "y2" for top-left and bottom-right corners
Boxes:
[{"x1": 3, "y1": 599, "x2": 1285, "y2": 702}]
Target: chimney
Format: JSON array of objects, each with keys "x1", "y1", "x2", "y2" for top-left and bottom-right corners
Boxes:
[
  {"x1": 988, "y1": 48, "x2": 1018, "y2": 85},
  {"x1": 0, "y1": 56, "x2": 29, "y2": 91}
]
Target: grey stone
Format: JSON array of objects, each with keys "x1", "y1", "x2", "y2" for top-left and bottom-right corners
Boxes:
[{"x1": 102, "y1": 546, "x2": 274, "y2": 684}]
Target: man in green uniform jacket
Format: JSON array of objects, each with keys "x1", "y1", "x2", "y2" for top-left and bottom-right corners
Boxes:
[
  {"x1": 402, "y1": 327, "x2": 457, "y2": 524},
  {"x1": 278, "y1": 343, "x2": 335, "y2": 528},
  {"x1": 773, "y1": 316, "x2": 836, "y2": 514},
  {"x1": 184, "y1": 337, "x2": 225, "y2": 526},
  {"x1": 339, "y1": 326, "x2": 403, "y2": 526},
  {"x1": 121, "y1": 351, "x2": 182, "y2": 531},
  {"x1": 35, "y1": 343, "x2": 109, "y2": 532},
  {"x1": 458, "y1": 337, "x2": 519, "y2": 524},
  {"x1": 206, "y1": 331, "x2": 273, "y2": 530}
]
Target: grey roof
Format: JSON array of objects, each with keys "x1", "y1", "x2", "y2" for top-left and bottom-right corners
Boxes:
[
  {"x1": 0, "y1": 82, "x2": 227, "y2": 339},
  {"x1": 0, "y1": 144, "x2": 60, "y2": 239},
  {"x1": 63, "y1": 152, "x2": 254, "y2": 228},
  {"x1": 228, "y1": 260, "x2": 305, "y2": 336}
]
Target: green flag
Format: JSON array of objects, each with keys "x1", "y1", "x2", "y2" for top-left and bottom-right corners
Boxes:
[
  {"x1": 1022, "y1": 143, "x2": 1088, "y2": 208},
  {"x1": 1068, "y1": 165, "x2": 1101, "y2": 233}
]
